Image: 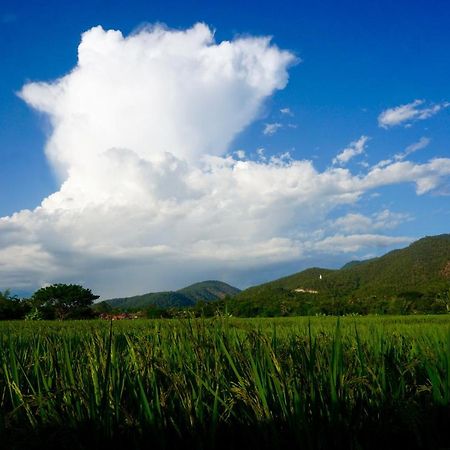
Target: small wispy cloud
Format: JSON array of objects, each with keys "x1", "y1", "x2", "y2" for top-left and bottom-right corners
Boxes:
[
  {"x1": 280, "y1": 107, "x2": 293, "y2": 116},
  {"x1": 371, "y1": 137, "x2": 431, "y2": 170},
  {"x1": 394, "y1": 137, "x2": 430, "y2": 161},
  {"x1": 378, "y1": 99, "x2": 449, "y2": 128},
  {"x1": 263, "y1": 122, "x2": 282, "y2": 135},
  {"x1": 333, "y1": 135, "x2": 369, "y2": 166},
  {"x1": 331, "y1": 209, "x2": 411, "y2": 234}
]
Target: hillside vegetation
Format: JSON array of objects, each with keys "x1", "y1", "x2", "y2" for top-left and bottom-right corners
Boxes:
[
  {"x1": 227, "y1": 234, "x2": 450, "y2": 316},
  {"x1": 105, "y1": 280, "x2": 240, "y2": 309}
]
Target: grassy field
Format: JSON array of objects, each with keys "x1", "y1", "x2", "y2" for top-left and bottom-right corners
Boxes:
[{"x1": 1, "y1": 316, "x2": 450, "y2": 449}]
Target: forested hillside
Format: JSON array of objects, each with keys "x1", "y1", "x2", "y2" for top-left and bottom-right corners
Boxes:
[
  {"x1": 227, "y1": 235, "x2": 450, "y2": 316},
  {"x1": 105, "y1": 280, "x2": 240, "y2": 309}
]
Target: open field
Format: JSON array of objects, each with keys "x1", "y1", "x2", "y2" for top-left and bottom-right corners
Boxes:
[{"x1": 2, "y1": 316, "x2": 450, "y2": 449}]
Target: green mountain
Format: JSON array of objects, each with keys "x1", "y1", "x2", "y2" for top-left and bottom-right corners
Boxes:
[
  {"x1": 228, "y1": 234, "x2": 450, "y2": 316},
  {"x1": 178, "y1": 280, "x2": 241, "y2": 302},
  {"x1": 340, "y1": 260, "x2": 364, "y2": 270},
  {"x1": 105, "y1": 280, "x2": 240, "y2": 309}
]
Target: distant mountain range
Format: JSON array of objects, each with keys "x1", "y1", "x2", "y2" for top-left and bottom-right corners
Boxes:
[
  {"x1": 104, "y1": 280, "x2": 240, "y2": 309},
  {"x1": 103, "y1": 234, "x2": 450, "y2": 314},
  {"x1": 229, "y1": 234, "x2": 450, "y2": 314}
]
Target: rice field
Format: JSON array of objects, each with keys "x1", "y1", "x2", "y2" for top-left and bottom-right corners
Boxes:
[{"x1": 1, "y1": 315, "x2": 450, "y2": 449}]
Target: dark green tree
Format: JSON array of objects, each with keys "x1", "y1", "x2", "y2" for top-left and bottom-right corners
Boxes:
[
  {"x1": 0, "y1": 290, "x2": 30, "y2": 320},
  {"x1": 31, "y1": 284, "x2": 99, "y2": 320}
]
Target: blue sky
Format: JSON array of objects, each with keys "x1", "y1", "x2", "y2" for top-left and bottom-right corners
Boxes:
[{"x1": 0, "y1": 0, "x2": 449, "y2": 296}]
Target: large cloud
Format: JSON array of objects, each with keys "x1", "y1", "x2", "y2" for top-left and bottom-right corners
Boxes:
[
  {"x1": 2, "y1": 24, "x2": 450, "y2": 297},
  {"x1": 19, "y1": 23, "x2": 295, "y2": 178}
]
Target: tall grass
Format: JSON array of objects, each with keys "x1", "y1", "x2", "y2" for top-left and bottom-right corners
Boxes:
[{"x1": 1, "y1": 316, "x2": 450, "y2": 449}]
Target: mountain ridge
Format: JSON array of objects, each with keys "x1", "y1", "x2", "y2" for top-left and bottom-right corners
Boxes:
[
  {"x1": 102, "y1": 234, "x2": 450, "y2": 314},
  {"x1": 104, "y1": 280, "x2": 240, "y2": 309},
  {"x1": 227, "y1": 234, "x2": 450, "y2": 315}
]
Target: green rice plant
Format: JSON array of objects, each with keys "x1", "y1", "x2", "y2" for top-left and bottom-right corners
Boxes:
[{"x1": 1, "y1": 316, "x2": 450, "y2": 448}]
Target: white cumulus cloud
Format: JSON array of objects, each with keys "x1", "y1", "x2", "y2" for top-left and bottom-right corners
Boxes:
[
  {"x1": 19, "y1": 23, "x2": 296, "y2": 178},
  {"x1": 1, "y1": 24, "x2": 450, "y2": 297}
]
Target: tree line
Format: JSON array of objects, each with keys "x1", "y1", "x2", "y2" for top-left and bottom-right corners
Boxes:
[
  {"x1": 1, "y1": 283, "x2": 450, "y2": 320},
  {"x1": 0, "y1": 284, "x2": 99, "y2": 320}
]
